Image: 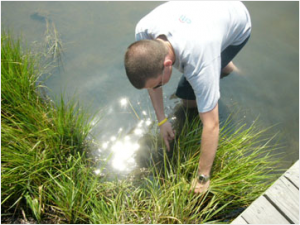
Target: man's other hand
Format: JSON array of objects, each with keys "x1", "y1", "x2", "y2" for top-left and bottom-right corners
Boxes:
[{"x1": 190, "y1": 178, "x2": 210, "y2": 194}]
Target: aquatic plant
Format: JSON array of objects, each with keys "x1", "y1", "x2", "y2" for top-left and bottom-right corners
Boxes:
[
  {"x1": 1, "y1": 32, "x2": 283, "y2": 224},
  {"x1": 1, "y1": 32, "x2": 94, "y2": 223},
  {"x1": 143, "y1": 113, "x2": 283, "y2": 223},
  {"x1": 44, "y1": 19, "x2": 64, "y2": 68}
]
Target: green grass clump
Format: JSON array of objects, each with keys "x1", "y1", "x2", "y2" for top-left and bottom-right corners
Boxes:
[
  {"x1": 1, "y1": 32, "x2": 94, "y2": 223},
  {"x1": 142, "y1": 114, "x2": 283, "y2": 223},
  {"x1": 1, "y1": 32, "x2": 283, "y2": 224}
]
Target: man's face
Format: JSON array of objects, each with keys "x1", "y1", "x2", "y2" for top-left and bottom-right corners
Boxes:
[{"x1": 144, "y1": 67, "x2": 172, "y2": 90}]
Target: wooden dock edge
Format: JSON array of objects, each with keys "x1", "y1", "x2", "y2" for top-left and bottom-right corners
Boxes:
[{"x1": 231, "y1": 160, "x2": 299, "y2": 224}]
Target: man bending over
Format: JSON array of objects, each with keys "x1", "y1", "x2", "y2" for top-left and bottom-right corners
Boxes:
[{"x1": 124, "y1": 1, "x2": 251, "y2": 193}]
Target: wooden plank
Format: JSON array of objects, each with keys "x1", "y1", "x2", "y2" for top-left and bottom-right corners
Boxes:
[
  {"x1": 231, "y1": 161, "x2": 299, "y2": 224},
  {"x1": 231, "y1": 216, "x2": 248, "y2": 224},
  {"x1": 240, "y1": 196, "x2": 290, "y2": 224},
  {"x1": 264, "y1": 176, "x2": 299, "y2": 224},
  {"x1": 284, "y1": 161, "x2": 299, "y2": 189}
]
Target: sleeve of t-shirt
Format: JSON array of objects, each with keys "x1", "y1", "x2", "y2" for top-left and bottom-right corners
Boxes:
[
  {"x1": 135, "y1": 31, "x2": 150, "y2": 41},
  {"x1": 135, "y1": 19, "x2": 170, "y2": 41},
  {"x1": 185, "y1": 57, "x2": 221, "y2": 113},
  {"x1": 135, "y1": 20, "x2": 155, "y2": 41}
]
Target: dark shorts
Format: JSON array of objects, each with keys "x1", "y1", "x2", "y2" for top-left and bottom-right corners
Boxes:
[{"x1": 175, "y1": 35, "x2": 250, "y2": 100}]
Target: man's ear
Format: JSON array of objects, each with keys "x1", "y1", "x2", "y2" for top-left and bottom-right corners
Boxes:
[{"x1": 164, "y1": 59, "x2": 173, "y2": 67}]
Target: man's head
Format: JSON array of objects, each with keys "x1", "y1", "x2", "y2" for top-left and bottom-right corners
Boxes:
[{"x1": 124, "y1": 39, "x2": 169, "y2": 89}]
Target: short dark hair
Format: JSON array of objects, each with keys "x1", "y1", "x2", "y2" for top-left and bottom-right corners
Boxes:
[{"x1": 124, "y1": 39, "x2": 168, "y2": 89}]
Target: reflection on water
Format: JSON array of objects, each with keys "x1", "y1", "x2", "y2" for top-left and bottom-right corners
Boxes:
[
  {"x1": 89, "y1": 96, "x2": 182, "y2": 178},
  {"x1": 92, "y1": 97, "x2": 158, "y2": 178},
  {"x1": 111, "y1": 137, "x2": 140, "y2": 171}
]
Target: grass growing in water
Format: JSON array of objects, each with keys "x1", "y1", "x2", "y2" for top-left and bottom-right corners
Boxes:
[
  {"x1": 1, "y1": 32, "x2": 94, "y2": 223},
  {"x1": 44, "y1": 19, "x2": 64, "y2": 68},
  {"x1": 1, "y1": 32, "x2": 283, "y2": 224}
]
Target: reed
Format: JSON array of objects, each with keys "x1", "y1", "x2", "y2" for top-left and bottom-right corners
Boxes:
[
  {"x1": 145, "y1": 114, "x2": 283, "y2": 223},
  {"x1": 44, "y1": 19, "x2": 64, "y2": 68},
  {"x1": 1, "y1": 32, "x2": 94, "y2": 223},
  {"x1": 1, "y1": 32, "x2": 283, "y2": 224}
]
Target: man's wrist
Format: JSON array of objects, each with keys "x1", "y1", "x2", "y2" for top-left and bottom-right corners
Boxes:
[{"x1": 158, "y1": 117, "x2": 168, "y2": 126}]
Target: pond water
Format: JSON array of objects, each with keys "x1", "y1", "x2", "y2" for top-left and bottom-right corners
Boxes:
[{"x1": 2, "y1": 2, "x2": 299, "y2": 176}]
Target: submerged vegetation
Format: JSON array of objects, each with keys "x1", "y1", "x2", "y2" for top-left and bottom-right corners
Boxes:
[
  {"x1": 44, "y1": 18, "x2": 64, "y2": 68},
  {"x1": 1, "y1": 32, "x2": 283, "y2": 223}
]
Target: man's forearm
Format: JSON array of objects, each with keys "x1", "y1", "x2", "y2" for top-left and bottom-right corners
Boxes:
[
  {"x1": 148, "y1": 89, "x2": 175, "y2": 151},
  {"x1": 198, "y1": 124, "x2": 219, "y2": 176},
  {"x1": 148, "y1": 88, "x2": 166, "y2": 122}
]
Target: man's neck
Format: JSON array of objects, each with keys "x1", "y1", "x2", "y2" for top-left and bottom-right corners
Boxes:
[{"x1": 156, "y1": 35, "x2": 176, "y2": 64}]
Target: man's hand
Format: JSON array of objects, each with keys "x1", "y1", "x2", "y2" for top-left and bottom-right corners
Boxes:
[
  {"x1": 190, "y1": 178, "x2": 210, "y2": 194},
  {"x1": 159, "y1": 121, "x2": 175, "y2": 151}
]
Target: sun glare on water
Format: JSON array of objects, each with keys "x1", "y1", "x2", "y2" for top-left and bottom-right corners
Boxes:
[
  {"x1": 111, "y1": 138, "x2": 140, "y2": 171},
  {"x1": 94, "y1": 97, "x2": 155, "y2": 174},
  {"x1": 120, "y1": 98, "x2": 128, "y2": 107}
]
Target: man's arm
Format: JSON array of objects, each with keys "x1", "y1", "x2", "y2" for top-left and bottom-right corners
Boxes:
[
  {"x1": 192, "y1": 103, "x2": 219, "y2": 193},
  {"x1": 148, "y1": 88, "x2": 175, "y2": 151}
]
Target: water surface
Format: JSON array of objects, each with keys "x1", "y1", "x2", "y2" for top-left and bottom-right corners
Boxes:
[{"x1": 2, "y1": 1, "x2": 298, "y2": 175}]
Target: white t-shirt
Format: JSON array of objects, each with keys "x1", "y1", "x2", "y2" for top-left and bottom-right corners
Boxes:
[{"x1": 135, "y1": 1, "x2": 251, "y2": 113}]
